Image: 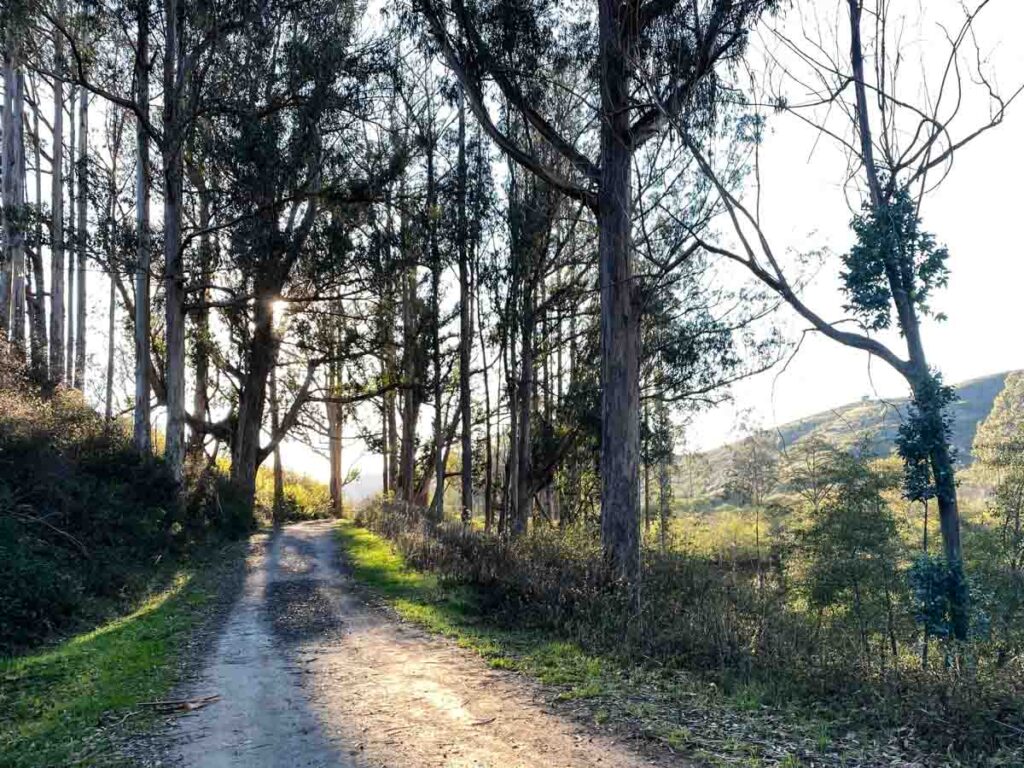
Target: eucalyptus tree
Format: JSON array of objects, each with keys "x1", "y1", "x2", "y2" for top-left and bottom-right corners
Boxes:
[
  {"x1": 418, "y1": 0, "x2": 779, "y2": 579},
  {"x1": 36, "y1": 0, "x2": 244, "y2": 474},
  {"x1": 186, "y1": 0, "x2": 393, "y2": 509},
  {"x1": 1, "y1": 12, "x2": 28, "y2": 350}
]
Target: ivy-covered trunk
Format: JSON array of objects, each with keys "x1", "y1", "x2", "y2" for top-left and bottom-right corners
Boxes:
[{"x1": 907, "y1": 370, "x2": 969, "y2": 641}]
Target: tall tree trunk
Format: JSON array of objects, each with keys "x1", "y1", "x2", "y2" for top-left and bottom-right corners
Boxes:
[
  {"x1": 133, "y1": 0, "x2": 152, "y2": 454},
  {"x1": 457, "y1": 92, "x2": 473, "y2": 524},
  {"x1": 847, "y1": 0, "x2": 967, "y2": 640},
  {"x1": 382, "y1": 197, "x2": 400, "y2": 497},
  {"x1": 475, "y1": 262, "x2": 494, "y2": 531},
  {"x1": 49, "y1": 1, "x2": 66, "y2": 385},
  {"x1": 327, "y1": 363, "x2": 344, "y2": 516},
  {"x1": 505, "y1": 310, "x2": 519, "y2": 535},
  {"x1": 66, "y1": 87, "x2": 76, "y2": 384},
  {"x1": 399, "y1": 265, "x2": 418, "y2": 503},
  {"x1": 28, "y1": 94, "x2": 48, "y2": 378},
  {"x1": 597, "y1": 0, "x2": 640, "y2": 581},
  {"x1": 381, "y1": 389, "x2": 390, "y2": 496},
  {"x1": 189, "y1": 166, "x2": 212, "y2": 454},
  {"x1": 513, "y1": 285, "x2": 534, "y2": 536},
  {"x1": 162, "y1": 0, "x2": 186, "y2": 481},
  {"x1": 643, "y1": 396, "x2": 651, "y2": 534},
  {"x1": 426, "y1": 139, "x2": 445, "y2": 520},
  {"x1": 1, "y1": 53, "x2": 26, "y2": 350},
  {"x1": 74, "y1": 88, "x2": 88, "y2": 389},
  {"x1": 229, "y1": 288, "x2": 276, "y2": 507}
]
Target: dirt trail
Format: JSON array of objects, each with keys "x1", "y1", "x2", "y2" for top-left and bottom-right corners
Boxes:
[{"x1": 158, "y1": 521, "x2": 662, "y2": 768}]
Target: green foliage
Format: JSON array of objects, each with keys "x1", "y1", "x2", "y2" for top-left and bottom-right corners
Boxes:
[
  {"x1": 896, "y1": 372, "x2": 958, "y2": 503},
  {"x1": 909, "y1": 553, "x2": 957, "y2": 640},
  {"x1": 0, "y1": 383, "x2": 178, "y2": 651},
  {"x1": 253, "y1": 468, "x2": 334, "y2": 522},
  {"x1": 968, "y1": 372, "x2": 1024, "y2": 655},
  {"x1": 800, "y1": 452, "x2": 905, "y2": 653},
  {"x1": 842, "y1": 187, "x2": 949, "y2": 332}
]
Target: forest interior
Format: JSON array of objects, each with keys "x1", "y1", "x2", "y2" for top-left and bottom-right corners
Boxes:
[{"x1": 2, "y1": 0, "x2": 1024, "y2": 766}]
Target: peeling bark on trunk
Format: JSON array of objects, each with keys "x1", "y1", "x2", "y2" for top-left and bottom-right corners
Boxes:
[
  {"x1": 597, "y1": 0, "x2": 640, "y2": 582},
  {"x1": 49, "y1": 0, "x2": 67, "y2": 386},
  {"x1": 73, "y1": 89, "x2": 88, "y2": 389},
  {"x1": 162, "y1": 0, "x2": 187, "y2": 482},
  {"x1": 133, "y1": 0, "x2": 152, "y2": 454},
  {"x1": 1, "y1": 55, "x2": 26, "y2": 350},
  {"x1": 457, "y1": 92, "x2": 474, "y2": 524},
  {"x1": 27, "y1": 99, "x2": 48, "y2": 379}
]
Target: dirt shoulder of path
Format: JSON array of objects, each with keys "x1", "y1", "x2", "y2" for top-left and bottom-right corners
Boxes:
[{"x1": 117, "y1": 533, "x2": 266, "y2": 767}]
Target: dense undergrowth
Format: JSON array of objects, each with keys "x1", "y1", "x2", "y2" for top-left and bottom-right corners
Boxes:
[
  {"x1": 350, "y1": 501, "x2": 1024, "y2": 765},
  {"x1": 0, "y1": 358, "x2": 216, "y2": 652}
]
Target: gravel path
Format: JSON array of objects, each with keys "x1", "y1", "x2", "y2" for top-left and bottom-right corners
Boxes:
[{"x1": 149, "y1": 520, "x2": 661, "y2": 768}]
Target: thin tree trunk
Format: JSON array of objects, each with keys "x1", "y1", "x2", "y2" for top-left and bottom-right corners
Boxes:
[
  {"x1": 189, "y1": 167, "x2": 212, "y2": 454},
  {"x1": 475, "y1": 261, "x2": 494, "y2": 531},
  {"x1": 66, "y1": 86, "x2": 76, "y2": 384},
  {"x1": 848, "y1": 0, "x2": 967, "y2": 640},
  {"x1": 514, "y1": 285, "x2": 534, "y2": 536},
  {"x1": 74, "y1": 88, "x2": 88, "y2": 389},
  {"x1": 597, "y1": 0, "x2": 640, "y2": 581},
  {"x1": 133, "y1": 0, "x2": 152, "y2": 454},
  {"x1": 49, "y1": 1, "x2": 67, "y2": 385},
  {"x1": 1, "y1": 54, "x2": 26, "y2": 350},
  {"x1": 427, "y1": 135, "x2": 445, "y2": 520},
  {"x1": 328, "y1": 394, "x2": 344, "y2": 515},
  {"x1": 162, "y1": 0, "x2": 187, "y2": 481},
  {"x1": 457, "y1": 91, "x2": 473, "y2": 524},
  {"x1": 643, "y1": 395, "x2": 651, "y2": 534},
  {"x1": 270, "y1": 362, "x2": 283, "y2": 523},
  {"x1": 399, "y1": 265, "x2": 418, "y2": 503},
  {"x1": 28, "y1": 91, "x2": 48, "y2": 378},
  {"x1": 105, "y1": 274, "x2": 116, "y2": 418}
]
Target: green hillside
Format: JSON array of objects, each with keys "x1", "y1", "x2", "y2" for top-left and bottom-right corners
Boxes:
[{"x1": 686, "y1": 370, "x2": 1016, "y2": 500}]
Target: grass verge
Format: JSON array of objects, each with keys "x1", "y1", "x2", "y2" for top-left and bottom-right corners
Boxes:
[
  {"x1": 0, "y1": 541, "x2": 246, "y2": 768},
  {"x1": 335, "y1": 519, "x2": 1018, "y2": 767}
]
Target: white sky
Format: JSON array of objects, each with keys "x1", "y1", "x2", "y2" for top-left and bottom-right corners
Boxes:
[{"x1": 687, "y1": 0, "x2": 1024, "y2": 450}]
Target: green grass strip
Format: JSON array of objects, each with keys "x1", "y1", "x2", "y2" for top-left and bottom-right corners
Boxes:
[
  {"x1": 334, "y1": 520, "x2": 616, "y2": 701},
  {"x1": 0, "y1": 551, "x2": 235, "y2": 768}
]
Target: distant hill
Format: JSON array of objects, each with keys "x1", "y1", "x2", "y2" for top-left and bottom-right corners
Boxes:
[{"x1": 685, "y1": 371, "x2": 1016, "y2": 501}]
